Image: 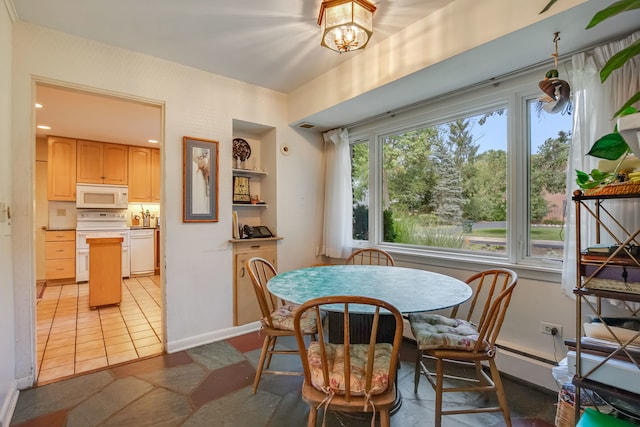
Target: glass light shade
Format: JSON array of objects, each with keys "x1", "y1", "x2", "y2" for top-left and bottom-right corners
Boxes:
[{"x1": 318, "y1": 0, "x2": 376, "y2": 53}]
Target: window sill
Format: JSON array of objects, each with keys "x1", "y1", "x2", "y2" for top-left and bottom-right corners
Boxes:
[{"x1": 372, "y1": 245, "x2": 562, "y2": 284}]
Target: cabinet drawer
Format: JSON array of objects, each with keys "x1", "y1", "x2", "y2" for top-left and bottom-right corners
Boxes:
[
  {"x1": 45, "y1": 258, "x2": 75, "y2": 280},
  {"x1": 45, "y1": 241, "x2": 75, "y2": 259},
  {"x1": 46, "y1": 230, "x2": 75, "y2": 242}
]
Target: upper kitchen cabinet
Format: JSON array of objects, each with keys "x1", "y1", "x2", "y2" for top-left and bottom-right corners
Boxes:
[
  {"x1": 47, "y1": 136, "x2": 77, "y2": 201},
  {"x1": 77, "y1": 140, "x2": 128, "y2": 185},
  {"x1": 151, "y1": 148, "x2": 160, "y2": 203},
  {"x1": 128, "y1": 146, "x2": 159, "y2": 202}
]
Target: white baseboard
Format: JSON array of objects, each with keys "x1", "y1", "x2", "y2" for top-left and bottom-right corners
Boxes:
[
  {"x1": 166, "y1": 322, "x2": 260, "y2": 354},
  {"x1": 0, "y1": 381, "x2": 19, "y2": 427}
]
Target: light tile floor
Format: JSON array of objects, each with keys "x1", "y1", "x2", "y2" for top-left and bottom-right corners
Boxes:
[{"x1": 36, "y1": 275, "x2": 162, "y2": 385}]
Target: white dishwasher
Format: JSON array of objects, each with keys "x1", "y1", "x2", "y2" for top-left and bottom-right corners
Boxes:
[{"x1": 130, "y1": 228, "x2": 155, "y2": 275}]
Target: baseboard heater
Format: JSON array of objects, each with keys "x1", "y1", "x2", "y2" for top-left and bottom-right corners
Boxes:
[{"x1": 496, "y1": 343, "x2": 559, "y2": 366}]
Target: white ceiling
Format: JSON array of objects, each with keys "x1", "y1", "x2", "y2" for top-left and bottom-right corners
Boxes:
[{"x1": 13, "y1": 0, "x2": 640, "y2": 144}]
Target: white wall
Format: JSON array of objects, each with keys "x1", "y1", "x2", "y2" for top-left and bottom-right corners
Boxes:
[
  {"x1": 0, "y1": 2, "x2": 18, "y2": 426},
  {"x1": 10, "y1": 22, "x2": 325, "y2": 385}
]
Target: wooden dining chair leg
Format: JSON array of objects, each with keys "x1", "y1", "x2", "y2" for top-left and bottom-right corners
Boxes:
[
  {"x1": 380, "y1": 409, "x2": 391, "y2": 427},
  {"x1": 414, "y1": 349, "x2": 423, "y2": 393},
  {"x1": 265, "y1": 336, "x2": 277, "y2": 369},
  {"x1": 435, "y1": 357, "x2": 444, "y2": 427},
  {"x1": 489, "y1": 359, "x2": 512, "y2": 427},
  {"x1": 475, "y1": 360, "x2": 491, "y2": 401},
  {"x1": 307, "y1": 404, "x2": 317, "y2": 427},
  {"x1": 253, "y1": 335, "x2": 272, "y2": 394}
]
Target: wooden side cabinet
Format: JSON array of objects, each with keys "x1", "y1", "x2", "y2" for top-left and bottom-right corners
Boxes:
[
  {"x1": 77, "y1": 140, "x2": 128, "y2": 185},
  {"x1": 87, "y1": 237, "x2": 123, "y2": 308},
  {"x1": 233, "y1": 240, "x2": 277, "y2": 326},
  {"x1": 47, "y1": 136, "x2": 76, "y2": 201},
  {"x1": 45, "y1": 230, "x2": 75, "y2": 283}
]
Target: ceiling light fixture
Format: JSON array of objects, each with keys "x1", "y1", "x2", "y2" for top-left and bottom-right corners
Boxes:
[
  {"x1": 148, "y1": 139, "x2": 158, "y2": 144},
  {"x1": 37, "y1": 125, "x2": 51, "y2": 130},
  {"x1": 317, "y1": 0, "x2": 376, "y2": 53},
  {"x1": 35, "y1": 103, "x2": 43, "y2": 109}
]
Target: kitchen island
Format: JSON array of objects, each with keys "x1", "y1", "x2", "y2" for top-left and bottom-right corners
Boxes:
[{"x1": 87, "y1": 236, "x2": 123, "y2": 308}]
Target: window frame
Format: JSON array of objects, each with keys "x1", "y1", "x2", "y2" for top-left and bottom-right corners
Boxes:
[{"x1": 348, "y1": 66, "x2": 567, "y2": 273}]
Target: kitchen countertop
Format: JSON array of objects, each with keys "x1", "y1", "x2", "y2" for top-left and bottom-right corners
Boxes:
[{"x1": 130, "y1": 226, "x2": 159, "y2": 230}]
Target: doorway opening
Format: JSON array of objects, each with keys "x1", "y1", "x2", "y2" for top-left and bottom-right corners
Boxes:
[{"x1": 34, "y1": 81, "x2": 164, "y2": 384}]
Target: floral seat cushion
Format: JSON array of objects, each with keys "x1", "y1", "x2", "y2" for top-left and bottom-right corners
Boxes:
[
  {"x1": 307, "y1": 342, "x2": 393, "y2": 396},
  {"x1": 267, "y1": 304, "x2": 318, "y2": 333},
  {"x1": 408, "y1": 313, "x2": 488, "y2": 351}
]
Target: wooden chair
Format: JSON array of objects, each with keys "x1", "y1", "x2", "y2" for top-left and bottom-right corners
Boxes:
[
  {"x1": 408, "y1": 269, "x2": 518, "y2": 427},
  {"x1": 293, "y1": 295, "x2": 403, "y2": 427},
  {"x1": 246, "y1": 257, "x2": 318, "y2": 394},
  {"x1": 345, "y1": 248, "x2": 395, "y2": 266}
]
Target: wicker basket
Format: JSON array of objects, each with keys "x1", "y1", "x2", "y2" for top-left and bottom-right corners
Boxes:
[
  {"x1": 583, "y1": 181, "x2": 640, "y2": 196},
  {"x1": 555, "y1": 398, "x2": 577, "y2": 427}
]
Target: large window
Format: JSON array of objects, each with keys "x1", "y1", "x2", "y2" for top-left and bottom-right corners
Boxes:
[{"x1": 350, "y1": 69, "x2": 572, "y2": 267}]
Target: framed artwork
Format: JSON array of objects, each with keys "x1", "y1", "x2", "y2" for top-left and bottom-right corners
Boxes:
[
  {"x1": 183, "y1": 136, "x2": 218, "y2": 222},
  {"x1": 233, "y1": 176, "x2": 251, "y2": 203}
]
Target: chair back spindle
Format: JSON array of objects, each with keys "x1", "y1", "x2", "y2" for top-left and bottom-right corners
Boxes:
[{"x1": 346, "y1": 248, "x2": 395, "y2": 266}]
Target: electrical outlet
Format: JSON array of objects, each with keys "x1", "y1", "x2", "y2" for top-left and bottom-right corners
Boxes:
[{"x1": 540, "y1": 322, "x2": 562, "y2": 337}]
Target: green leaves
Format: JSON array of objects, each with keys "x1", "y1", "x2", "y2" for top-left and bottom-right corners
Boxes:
[
  {"x1": 587, "y1": 107, "x2": 638, "y2": 160},
  {"x1": 587, "y1": 1, "x2": 640, "y2": 119},
  {"x1": 539, "y1": 0, "x2": 558, "y2": 14},
  {"x1": 586, "y1": 0, "x2": 640, "y2": 29},
  {"x1": 575, "y1": 169, "x2": 615, "y2": 189},
  {"x1": 600, "y1": 39, "x2": 640, "y2": 82},
  {"x1": 587, "y1": 132, "x2": 630, "y2": 160},
  {"x1": 613, "y1": 86, "x2": 640, "y2": 119}
]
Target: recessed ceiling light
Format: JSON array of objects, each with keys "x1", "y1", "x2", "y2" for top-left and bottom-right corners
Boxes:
[
  {"x1": 148, "y1": 139, "x2": 158, "y2": 144},
  {"x1": 35, "y1": 103, "x2": 43, "y2": 109},
  {"x1": 37, "y1": 125, "x2": 51, "y2": 130}
]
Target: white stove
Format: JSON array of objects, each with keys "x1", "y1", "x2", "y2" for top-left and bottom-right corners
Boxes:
[{"x1": 76, "y1": 210, "x2": 130, "y2": 282}]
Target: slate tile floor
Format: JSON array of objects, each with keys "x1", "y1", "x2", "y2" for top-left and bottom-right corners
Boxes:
[{"x1": 11, "y1": 332, "x2": 558, "y2": 426}]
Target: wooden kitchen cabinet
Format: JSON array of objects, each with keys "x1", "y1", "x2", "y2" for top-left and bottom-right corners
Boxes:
[
  {"x1": 233, "y1": 240, "x2": 277, "y2": 326},
  {"x1": 47, "y1": 136, "x2": 76, "y2": 201},
  {"x1": 45, "y1": 230, "x2": 75, "y2": 283},
  {"x1": 151, "y1": 148, "x2": 160, "y2": 202},
  {"x1": 128, "y1": 146, "x2": 159, "y2": 202},
  {"x1": 154, "y1": 228, "x2": 160, "y2": 274},
  {"x1": 77, "y1": 140, "x2": 128, "y2": 185}
]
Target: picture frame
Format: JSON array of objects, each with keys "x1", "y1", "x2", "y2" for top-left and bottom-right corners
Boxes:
[
  {"x1": 183, "y1": 136, "x2": 218, "y2": 222},
  {"x1": 233, "y1": 176, "x2": 251, "y2": 203}
]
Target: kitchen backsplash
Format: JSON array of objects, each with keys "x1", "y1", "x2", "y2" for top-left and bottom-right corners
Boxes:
[
  {"x1": 48, "y1": 201, "x2": 77, "y2": 230},
  {"x1": 127, "y1": 203, "x2": 160, "y2": 227}
]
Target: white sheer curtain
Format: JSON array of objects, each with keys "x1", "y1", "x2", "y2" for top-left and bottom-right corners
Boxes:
[
  {"x1": 561, "y1": 31, "x2": 640, "y2": 297},
  {"x1": 319, "y1": 128, "x2": 353, "y2": 258}
]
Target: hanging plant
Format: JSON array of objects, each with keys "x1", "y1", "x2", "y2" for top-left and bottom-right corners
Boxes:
[
  {"x1": 540, "y1": 0, "x2": 640, "y2": 118},
  {"x1": 537, "y1": 32, "x2": 572, "y2": 115}
]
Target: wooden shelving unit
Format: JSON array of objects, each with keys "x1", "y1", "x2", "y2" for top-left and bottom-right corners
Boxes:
[{"x1": 571, "y1": 190, "x2": 640, "y2": 423}]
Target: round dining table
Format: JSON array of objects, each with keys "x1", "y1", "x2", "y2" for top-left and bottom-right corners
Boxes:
[
  {"x1": 267, "y1": 264, "x2": 472, "y2": 415},
  {"x1": 267, "y1": 264, "x2": 472, "y2": 314}
]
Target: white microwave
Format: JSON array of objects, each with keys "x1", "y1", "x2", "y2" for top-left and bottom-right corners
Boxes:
[{"x1": 76, "y1": 184, "x2": 129, "y2": 209}]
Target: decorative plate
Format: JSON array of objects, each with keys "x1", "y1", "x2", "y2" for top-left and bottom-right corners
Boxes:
[{"x1": 233, "y1": 138, "x2": 251, "y2": 161}]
